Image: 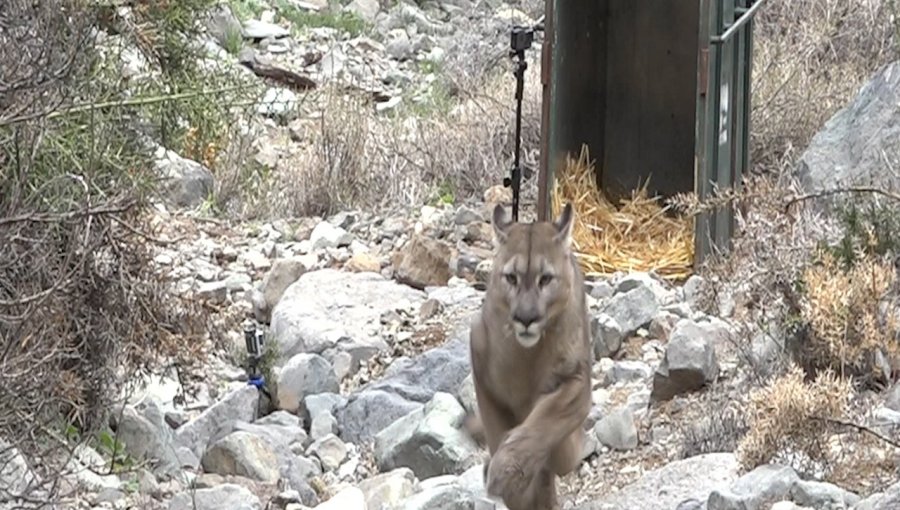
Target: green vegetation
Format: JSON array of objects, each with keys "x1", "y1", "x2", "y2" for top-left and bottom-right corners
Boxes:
[{"x1": 274, "y1": 0, "x2": 369, "y2": 37}]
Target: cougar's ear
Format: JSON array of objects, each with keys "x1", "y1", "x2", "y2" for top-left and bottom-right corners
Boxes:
[
  {"x1": 492, "y1": 204, "x2": 511, "y2": 244},
  {"x1": 553, "y1": 202, "x2": 574, "y2": 247}
]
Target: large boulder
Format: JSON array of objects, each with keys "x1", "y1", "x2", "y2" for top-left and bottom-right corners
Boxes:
[
  {"x1": 270, "y1": 269, "x2": 427, "y2": 363},
  {"x1": 153, "y1": 146, "x2": 214, "y2": 209},
  {"x1": 651, "y1": 319, "x2": 720, "y2": 402},
  {"x1": 200, "y1": 431, "x2": 280, "y2": 482},
  {"x1": 392, "y1": 235, "x2": 453, "y2": 290},
  {"x1": 336, "y1": 321, "x2": 472, "y2": 443},
  {"x1": 174, "y1": 385, "x2": 259, "y2": 460},
  {"x1": 574, "y1": 453, "x2": 740, "y2": 510},
  {"x1": 796, "y1": 60, "x2": 900, "y2": 196},
  {"x1": 168, "y1": 484, "x2": 261, "y2": 510}
]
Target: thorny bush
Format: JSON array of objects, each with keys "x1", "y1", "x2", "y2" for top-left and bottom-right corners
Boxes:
[{"x1": 0, "y1": 0, "x2": 237, "y2": 503}]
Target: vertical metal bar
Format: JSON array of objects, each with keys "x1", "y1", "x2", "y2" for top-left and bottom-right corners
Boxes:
[
  {"x1": 537, "y1": 0, "x2": 555, "y2": 222},
  {"x1": 694, "y1": 0, "x2": 713, "y2": 270},
  {"x1": 713, "y1": 0, "x2": 734, "y2": 251}
]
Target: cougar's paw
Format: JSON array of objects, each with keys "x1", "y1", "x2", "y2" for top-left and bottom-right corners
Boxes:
[{"x1": 485, "y1": 437, "x2": 541, "y2": 499}]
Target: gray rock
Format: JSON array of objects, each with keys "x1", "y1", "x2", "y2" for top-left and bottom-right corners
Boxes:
[
  {"x1": 854, "y1": 481, "x2": 900, "y2": 510},
  {"x1": 885, "y1": 382, "x2": 900, "y2": 412},
  {"x1": 336, "y1": 323, "x2": 471, "y2": 442},
  {"x1": 594, "y1": 407, "x2": 638, "y2": 451},
  {"x1": 455, "y1": 373, "x2": 477, "y2": 415},
  {"x1": 790, "y1": 480, "x2": 860, "y2": 509},
  {"x1": 306, "y1": 433, "x2": 347, "y2": 472},
  {"x1": 168, "y1": 483, "x2": 261, "y2": 510},
  {"x1": 400, "y1": 480, "x2": 473, "y2": 510},
  {"x1": 0, "y1": 441, "x2": 38, "y2": 498},
  {"x1": 242, "y1": 19, "x2": 290, "y2": 39},
  {"x1": 311, "y1": 412, "x2": 339, "y2": 440},
  {"x1": 205, "y1": 4, "x2": 242, "y2": 47},
  {"x1": 255, "y1": 257, "x2": 310, "y2": 323},
  {"x1": 358, "y1": 467, "x2": 417, "y2": 510},
  {"x1": 174, "y1": 385, "x2": 259, "y2": 460},
  {"x1": 651, "y1": 319, "x2": 719, "y2": 402},
  {"x1": 345, "y1": 0, "x2": 380, "y2": 23},
  {"x1": 374, "y1": 392, "x2": 479, "y2": 479},
  {"x1": 683, "y1": 275, "x2": 707, "y2": 307},
  {"x1": 234, "y1": 411, "x2": 309, "y2": 449},
  {"x1": 275, "y1": 353, "x2": 340, "y2": 412},
  {"x1": 707, "y1": 464, "x2": 799, "y2": 510},
  {"x1": 796, "y1": 60, "x2": 900, "y2": 197},
  {"x1": 270, "y1": 269, "x2": 426, "y2": 362},
  {"x1": 601, "y1": 360, "x2": 653, "y2": 386},
  {"x1": 257, "y1": 87, "x2": 297, "y2": 117},
  {"x1": 336, "y1": 389, "x2": 423, "y2": 445},
  {"x1": 200, "y1": 431, "x2": 280, "y2": 482},
  {"x1": 153, "y1": 147, "x2": 214, "y2": 208},
  {"x1": 591, "y1": 312, "x2": 625, "y2": 359},
  {"x1": 310, "y1": 221, "x2": 354, "y2": 250},
  {"x1": 573, "y1": 453, "x2": 740, "y2": 510},
  {"x1": 393, "y1": 235, "x2": 453, "y2": 290},
  {"x1": 304, "y1": 392, "x2": 348, "y2": 424},
  {"x1": 386, "y1": 29, "x2": 414, "y2": 61},
  {"x1": 601, "y1": 284, "x2": 660, "y2": 337},
  {"x1": 315, "y1": 486, "x2": 367, "y2": 510},
  {"x1": 197, "y1": 280, "x2": 228, "y2": 302},
  {"x1": 454, "y1": 206, "x2": 483, "y2": 225},
  {"x1": 115, "y1": 399, "x2": 181, "y2": 476},
  {"x1": 587, "y1": 280, "x2": 615, "y2": 300}
]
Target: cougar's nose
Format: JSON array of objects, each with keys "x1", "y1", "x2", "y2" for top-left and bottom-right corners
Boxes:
[{"x1": 513, "y1": 310, "x2": 540, "y2": 328}]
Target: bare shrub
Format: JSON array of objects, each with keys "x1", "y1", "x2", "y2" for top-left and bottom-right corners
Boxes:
[
  {"x1": 751, "y1": 0, "x2": 899, "y2": 171},
  {"x1": 736, "y1": 365, "x2": 852, "y2": 477},
  {"x1": 0, "y1": 0, "x2": 241, "y2": 503}
]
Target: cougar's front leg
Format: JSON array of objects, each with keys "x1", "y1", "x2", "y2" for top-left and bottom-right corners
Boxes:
[{"x1": 549, "y1": 427, "x2": 585, "y2": 476}]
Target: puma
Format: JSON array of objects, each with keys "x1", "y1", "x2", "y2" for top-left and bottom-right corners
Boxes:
[{"x1": 469, "y1": 203, "x2": 593, "y2": 510}]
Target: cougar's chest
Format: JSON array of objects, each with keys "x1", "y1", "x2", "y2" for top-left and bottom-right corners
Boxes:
[{"x1": 488, "y1": 336, "x2": 555, "y2": 421}]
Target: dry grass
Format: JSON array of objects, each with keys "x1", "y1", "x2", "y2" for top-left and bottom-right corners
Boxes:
[
  {"x1": 551, "y1": 146, "x2": 695, "y2": 280},
  {"x1": 737, "y1": 364, "x2": 852, "y2": 475}
]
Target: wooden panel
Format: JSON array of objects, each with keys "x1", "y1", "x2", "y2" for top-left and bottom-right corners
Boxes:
[{"x1": 602, "y1": 0, "x2": 701, "y2": 202}]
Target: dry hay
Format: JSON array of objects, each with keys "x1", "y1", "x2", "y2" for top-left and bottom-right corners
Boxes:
[{"x1": 551, "y1": 145, "x2": 694, "y2": 280}]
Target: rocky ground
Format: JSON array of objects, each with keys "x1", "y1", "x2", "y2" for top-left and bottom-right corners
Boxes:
[{"x1": 3, "y1": 189, "x2": 898, "y2": 510}]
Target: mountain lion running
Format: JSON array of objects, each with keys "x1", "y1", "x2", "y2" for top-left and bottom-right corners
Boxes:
[{"x1": 469, "y1": 203, "x2": 592, "y2": 510}]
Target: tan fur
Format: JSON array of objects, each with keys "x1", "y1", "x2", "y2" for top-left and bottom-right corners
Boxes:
[{"x1": 469, "y1": 203, "x2": 593, "y2": 510}]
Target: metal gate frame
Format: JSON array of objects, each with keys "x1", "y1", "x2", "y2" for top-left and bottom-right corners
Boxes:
[{"x1": 536, "y1": 0, "x2": 766, "y2": 270}]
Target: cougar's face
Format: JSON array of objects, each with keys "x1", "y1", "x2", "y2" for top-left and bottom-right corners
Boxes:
[{"x1": 491, "y1": 203, "x2": 575, "y2": 349}]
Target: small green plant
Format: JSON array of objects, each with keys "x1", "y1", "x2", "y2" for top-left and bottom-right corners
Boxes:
[
  {"x1": 229, "y1": 0, "x2": 266, "y2": 21},
  {"x1": 427, "y1": 181, "x2": 455, "y2": 206},
  {"x1": 822, "y1": 196, "x2": 900, "y2": 269},
  {"x1": 95, "y1": 429, "x2": 136, "y2": 473},
  {"x1": 275, "y1": 0, "x2": 369, "y2": 37},
  {"x1": 222, "y1": 26, "x2": 244, "y2": 55}
]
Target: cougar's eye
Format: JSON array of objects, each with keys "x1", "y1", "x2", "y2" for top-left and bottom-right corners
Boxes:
[
  {"x1": 539, "y1": 274, "x2": 554, "y2": 287},
  {"x1": 504, "y1": 273, "x2": 518, "y2": 286}
]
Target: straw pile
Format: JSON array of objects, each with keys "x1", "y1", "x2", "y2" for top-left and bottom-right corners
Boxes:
[{"x1": 550, "y1": 145, "x2": 695, "y2": 280}]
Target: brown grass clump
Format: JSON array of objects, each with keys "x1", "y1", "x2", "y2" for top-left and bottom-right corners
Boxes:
[
  {"x1": 792, "y1": 250, "x2": 900, "y2": 383},
  {"x1": 551, "y1": 145, "x2": 695, "y2": 280},
  {"x1": 737, "y1": 364, "x2": 852, "y2": 472}
]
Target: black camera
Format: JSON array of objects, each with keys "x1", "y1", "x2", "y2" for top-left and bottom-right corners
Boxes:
[{"x1": 510, "y1": 26, "x2": 535, "y2": 53}]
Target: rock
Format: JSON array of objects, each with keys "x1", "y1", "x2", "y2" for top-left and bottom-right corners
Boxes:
[
  {"x1": 601, "y1": 284, "x2": 660, "y2": 337},
  {"x1": 304, "y1": 393, "x2": 349, "y2": 424},
  {"x1": 345, "y1": 0, "x2": 380, "y2": 23},
  {"x1": 574, "y1": 453, "x2": 740, "y2": 510},
  {"x1": 168, "y1": 483, "x2": 261, "y2": 510},
  {"x1": 399, "y1": 481, "x2": 472, "y2": 510},
  {"x1": 0, "y1": 443, "x2": 39, "y2": 497},
  {"x1": 115, "y1": 399, "x2": 181, "y2": 476},
  {"x1": 275, "y1": 353, "x2": 340, "y2": 412},
  {"x1": 358, "y1": 467, "x2": 417, "y2": 510},
  {"x1": 197, "y1": 280, "x2": 228, "y2": 302},
  {"x1": 795, "y1": 60, "x2": 900, "y2": 197},
  {"x1": 258, "y1": 87, "x2": 297, "y2": 117},
  {"x1": 374, "y1": 392, "x2": 479, "y2": 479},
  {"x1": 201, "y1": 431, "x2": 280, "y2": 482},
  {"x1": 855, "y1": 481, "x2": 900, "y2": 510},
  {"x1": 790, "y1": 480, "x2": 860, "y2": 509},
  {"x1": 707, "y1": 464, "x2": 799, "y2": 510},
  {"x1": 153, "y1": 146, "x2": 214, "y2": 208},
  {"x1": 651, "y1": 319, "x2": 719, "y2": 402},
  {"x1": 175, "y1": 385, "x2": 260, "y2": 460},
  {"x1": 306, "y1": 434, "x2": 347, "y2": 472},
  {"x1": 346, "y1": 252, "x2": 381, "y2": 273},
  {"x1": 587, "y1": 280, "x2": 615, "y2": 300},
  {"x1": 256, "y1": 257, "x2": 310, "y2": 323},
  {"x1": 243, "y1": 19, "x2": 290, "y2": 39},
  {"x1": 270, "y1": 269, "x2": 426, "y2": 362},
  {"x1": 455, "y1": 373, "x2": 477, "y2": 415},
  {"x1": 649, "y1": 312, "x2": 679, "y2": 341},
  {"x1": 393, "y1": 235, "x2": 452, "y2": 290},
  {"x1": 205, "y1": 4, "x2": 242, "y2": 47},
  {"x1": 885, "y1": 382, "x2": 900, "y2": 412},
  {"x1": 602, "y1": 360, "x2": 653, "y2": 386},
  {"x1": 311, "y1": 222, "x2": 354, "y2": 250},
  {"x1": 336, "y1": 324, "x2": 471, "y2": 442},
  {"x1": 683, "y1": 275, "x2": 707, "y2": 307},
  {"x1": 591, "y1": 313, "x2": 625, "y2": 359},
  {"x1": 315, "y1": 486, "x2": 367, "y2": 509},
  {"x1": 311, "y1": 412, "x2": 339, "y2": 440},
  {"x1": 386, "y1": 29, "x2": 414, "y2": 61},
  {"x1": 594, "y1": 407, "x2": 638, "y2": 451}
]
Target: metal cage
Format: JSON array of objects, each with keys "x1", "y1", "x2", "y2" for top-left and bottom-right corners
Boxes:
[{"x1": 536, "y1": 0, "x2": 765, "y2": 269}]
